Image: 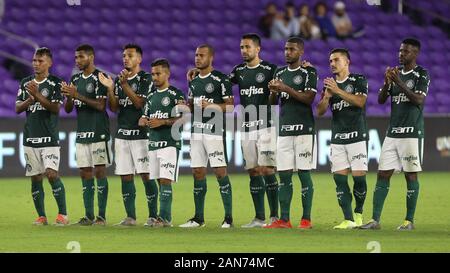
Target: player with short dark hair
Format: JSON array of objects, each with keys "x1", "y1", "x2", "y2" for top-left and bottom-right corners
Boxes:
[
  {"x1": 317, "y1": 48, "x2": 369, "y2": 229},
  {"x1": 99, "y1": 44, "x2": 156, "y2": 226},
  {"x1": 360, "y1": 38, "x2": 430, "y2": 230},
  {"x1": 62, "y1": 44, "x2": 111, "y2": 226},
  {"x1": 15, "y1": 47, "x2": 69, "y2": 226}
]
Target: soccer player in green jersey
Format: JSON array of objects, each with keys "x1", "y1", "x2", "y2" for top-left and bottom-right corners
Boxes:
[
  {"x1": 15, "y1": 47, "x2": 69, "y2": 226},
  {"x1": 360, "y1": 38, "x2": 430, "y2": 230},
  {"x1": 99, "y1": 44, "x2": 157, "y2": 227},
  {"x1": 61, "y1": 44, "x2": 111, "y2": 226},
  {"x1": 265, "y1": 37, "x2": 318, "y2": 229},
  {"x1": 138, "y1": 58, "x2": 186, "y2": 227},
  {"x1": 179, "y1": 44, "x2": 235, "y2": 228},
  {"x1": 317, "y1": 48, "x2": 369, "y2": 229},
  {"x1": 229, "y1": 33, "x2": 279, "y2": 228}
]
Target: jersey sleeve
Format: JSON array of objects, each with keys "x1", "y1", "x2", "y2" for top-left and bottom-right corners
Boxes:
[
  {"x1": 174, "y1": 89, "x2": 186, "y2": 117},
  {"x1": 305, "y1": 68, "x2": 318, "y2": 93},
  {"x1": 221, "y1": 76, "x2": 233, "y2": 99},
  {"x1": 138, "y1": 74, "x2": 152, "y2": 98},
  {"x1": 415, "y1": 69, "x2": 430, "y2": 96},
  {"x1": 113, "y1": 77, "x2": 120, "y2": 97},
  {"x1": 142, "y1": 94, "x2": 151, "y2": 118},
  {"x1": 355, "y1": 75, "x2": 368, "y2": 96},
  {"x1": 51, "y1": 79, "x2": 63, "y2": 104},
  {"x1": 228, "y1": 65, "x2": 238, "y2": 85},
  {"x1": 16, "y1": 80, "x2": 27, "y2": 103},
  {"x1": 96, "y1": 73, "x2": 107, "y2": 99}
]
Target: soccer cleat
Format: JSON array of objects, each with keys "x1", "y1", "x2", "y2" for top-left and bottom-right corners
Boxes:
[
  {"x1": 179, "y1": 217, "x2": 205, "y2": 228},
  {"x1": 54, "y1": 214, "x2": 69, "y2": 226},
  {"x1": 241, "y1": 218, "x2": 266, "y2": 228},
  {"x1": 298, "y1": 219, "x2": 312, "y2": 229},
  {"x1": 143, "y1": 217, "x2": 158, "y2": 227},
  {"x1": 333, "y1": 220, "x2": 357, "y2": 229},
  {"x1": 72, "y1": 216, "x2": 94, "y2": 226},
  {"x1": 358, "y1": 219, "x2": 381, "y2": 230},
  {"x1": 263, "y1": 219, "x2": 292, "y2": 228},
  {"x1": 93, "y1": 216, "x2": 106, "y2": 226},
  {"x1": 114, "y1": 217, "x2": 137, "y2": 226},
  {"x1": 152, "y1": 217, "x2": 173, "y2": 228},
  {"x1": 397, "y1": 220, "x2": 415, "y2": 230},
  {"x1": 33, "y1": 216, "x2": 48, "y2": 226},
  {"x1": 354, "y1": 213, "x2": 363, "y2": 227},
  {"x1": 221, "y1": 216, "x2": 233, "y2": 228}
]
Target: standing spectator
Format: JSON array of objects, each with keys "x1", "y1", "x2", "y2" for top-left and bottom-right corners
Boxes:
[
  {"x1": 331, "y1": 1, "x2": 353, "y2": 39},
  {"x1": 271, "y1": 2, "x2": 299, "y2": 40},
  {"x1": 298, "y1": 4, "x2": 322, "y2": 40},
  {"x1": 258, "y1": 3, "x2": 278, "y2": 38},
  {"x1": 314, "y1": 2, "x2": 337, "y2": 39}
]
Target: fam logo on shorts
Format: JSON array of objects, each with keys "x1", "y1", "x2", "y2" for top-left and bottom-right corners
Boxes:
[
  {"x1": 86, "y1": 83, "x2": 94, "y2": 93},
  {"x1": 205, "y1": 83, "x2": 214, "y2": 93},
  {"x1": 405, "y1": 79, "x2": 415, "y2": 89},
  {"x1": 161, "y1": 96, "x2": 170, "y2": 106},
  {"x1": 255, "y1": 73, "x2": 265, "y2": 83},
  {"x1": 41, "y1": 88, "x2": 50, "y2": 97},
  {"x1": 345, "y1": 84, "x2": 354, "y2": 93},
  {"x1": 293, "y1": 75, "x2": 303, "y2": 85},
  {"x1": 131, "y1": 83, "x2": 138, "y2": 92}
]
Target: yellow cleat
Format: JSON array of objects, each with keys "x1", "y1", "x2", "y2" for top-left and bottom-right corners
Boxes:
[
  {"x1": 333, "y1": 220, "x2": 357, "y2": 229},
  {"x1": 354, "y1": 213, "x2": 363, "y2": 227}
]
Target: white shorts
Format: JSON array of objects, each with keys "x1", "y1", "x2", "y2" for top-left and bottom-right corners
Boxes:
[
  {"x1": 330, "y1": 141, "x2": 368, "y2": 173},
  {"x1": 23, "y1": 146, "x2": 60, "y2": 176},
  {"x1": 149, "y1": 147, "x2": 180, "y2": 182},
  {"x1": 241, "y1": 127, "x2": 277, "y2": 170},
  {"x1": 114, "y1": 138, "x2": 149, "y2": 175},
  {"x1": 190, "y1": 133, "x2": 227, "y2": 168},
  {"x1": 277, "y1": 134, "x2": 317, "y2": 171},
  {"x1": 76, "y1": 141, "x2": 112, "y2": 168},
  {"x1": 379, "y1": 137, "x2": 423, "y2": 173}
]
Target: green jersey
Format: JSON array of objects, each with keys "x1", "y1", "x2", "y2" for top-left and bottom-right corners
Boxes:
[
  {"x1": 114, "y1": 70, "x2": 152, "y2": 140},
  {"x1": 274, "y1": 65, "x2": 318, "y2": 137},
  {"x1": 229, "y1": 61, "x2": 277, "y2": 132},
  {"x1": 188, "y1": 70, "x2": 233, "y2": 136},
  {"x1": 329, "y1": 73, "x2": 369, "y2": 144},
  {"x1": 143, "y1": 86, "x2": 185, "y2": 151},
  {"x1": 386, "y1": 65, "x2": 430, "y2": 138},
  {"x1": 17, "y1": 75, "x2": 63, "y2": 148},
  {"x1": 70, "y1": 69, "x2": 110, "y2": 144}
]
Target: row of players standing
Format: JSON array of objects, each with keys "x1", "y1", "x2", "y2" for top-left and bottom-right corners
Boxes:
[{"x1": 16, "y1": 34, "x2": 430, "y2": 230}]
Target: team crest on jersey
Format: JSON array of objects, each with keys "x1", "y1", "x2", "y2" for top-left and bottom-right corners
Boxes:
[
  {"x1": 205, "y1": 83, "x2": 214, "y2": 93},
  {"x1": 293, "y1": 75, "x2": 303, "y2": 85},
  {"x1": 41, "y1": 88, "x2": 50, "y2": 97},
  {"x1": 405, "y1": 79, "x2": 415, "y2": 89},
  {"x1": 131, "y1": 83, "x2": 138, "y2": 91},
  {"x1": 255, "y1": 73, "x2": 265, "y2": 83},
  {"x1": 86, "y1": 83, "x2": 94, "y2": 93},
  {"x1": 161, "y1": 96, "x2": 170, "y2": 106},
  {"x1": 345, "y1": 84, "x2": 354, "y2": 93}
]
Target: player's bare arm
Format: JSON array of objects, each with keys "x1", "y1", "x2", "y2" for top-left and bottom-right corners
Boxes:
[
  {"x1": 378, "y1": 66, "x2": 393, "y2": 104},
  {"x1": 99, "y1": 72, "x2": 119, "y2": 112},
  {"x1": 25, "y1": 80, "x2": 60, "y2": 114},
  {"x1": 270, "y1": 78, "x2": 315, "y2": 105},
  {"x1": 61, "y1": 82, "x2": 106, "y2": 112},
  {"x1": 316, "y1": 88, "x2": 332, "y2": 116},
  {"x1": 118, "y1": 69, "x2": 145, "y2": 109},
  {"x1": 15, "y1": 91, "x2": 35, "y2": 114},
  {"x1": 324, "y1": 77, "x2": 366, "y2": 108},
  {"x1": 201, "y1": 97, "x2": 234, "y2": 113},
  {"x1": 388, "y1": 68, "x2": 425, "y2": 106}
]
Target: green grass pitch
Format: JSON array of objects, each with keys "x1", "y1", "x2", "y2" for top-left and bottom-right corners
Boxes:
[{"x1": 0, "y1": 172, "x2": 449, "y2": 253}]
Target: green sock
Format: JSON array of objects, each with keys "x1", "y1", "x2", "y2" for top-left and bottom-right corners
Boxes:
[
  {"x1": 82, "y1": 178, "x2": 95, "y2": 220},
  {"x1": 372, "y1": 178, "x2": 390, "y2": 222},
  {"x1": 353, "y1": 175, "x2": 367, "y2": 214},
  {"x1": 143, "y1": 179, "x2": 158, "y2": 218},
  {"x1": 121, "y1": 178, "x2": 136, "y2": 220},
  {"x1": 97, "y1": 177, "x2": 108, "y2": 219},
  {"x1": 278, "y1": 171, "x2": 293, "y2": 222},
  {"x1": 159, "y1": 184, "x2": 173, "y2": 222},
  {"x1": 333, "y1": 174, "x2": 353, "y2": 221},
  {"x1": 264, "y1": 174, "x2": 279, "y2": 218},
  {"x1": 298, "y1": 170, "x2": 314, "y2": 221},
  {"x1": 193, "y1": 179, "x2": 207, "y2": 221},
  {"x1": 50, "y1": 178, "x2": 67, "y2": 215},
  {"x1": 217, "y1": 176, "x2": 232, "y2": 217},
  {"x1": 406, "y1": 179, "x2": 419, "y2": 222},
  {"x1": 250, "y1": 175, "x2": 265, "y2": 220},
  {"x1": 31, "y1": 180, "x2": 46, "y2": 217}
]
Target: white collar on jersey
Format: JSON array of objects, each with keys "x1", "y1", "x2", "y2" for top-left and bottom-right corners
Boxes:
[
  {"x1": 127, "y1": 73, "x2": 138, "y2": 80},
  {"x1": 246, "y1": 61, "x2": 262, "y2": 69},
  {"x1": 33, "y1": 78, "x2": 47, "y2": 84},
  {"x1": 287, "y1": 65, "x2": 301, "y2": 72},
  {"x1": 401, "y1": 66, "x2": 418, "y2": 75},
  {"x1": 81, "y1": 73, "x2": 93, "y2": 79},
  {"x1": 199, "y1": 72, "x2": 211, "y2": 79},
  {"x1": 336, "y1": 75, "x2": 349, "y2": 83},
  {"x1": 157, "y1": 87, "x2": 169, "y2": 92}
]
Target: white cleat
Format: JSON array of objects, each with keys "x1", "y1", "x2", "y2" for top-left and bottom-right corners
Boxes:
[
  {"x1": 179, "y1": 218, "x2": 205, "y2": 228},
  {"x1": 241, "y1": 218, "x2": 266, "y2": 228}
]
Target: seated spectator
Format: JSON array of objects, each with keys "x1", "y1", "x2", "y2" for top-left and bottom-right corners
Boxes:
[
  {"x1": 331, "y1": 1, "x2": 353, "y2": 38},
  {"x1": 298, "y1": 4, "x2": 322, "y2": 40},
  {"x1": 258, "y1": 3, "x2": 278, "y2": 38},
  {"x1": 270, "y1": 2, "x2": 299, "y2": 40},
  {"x1": 314, "y1": 1, "x2": 337, "y2": 39}
]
